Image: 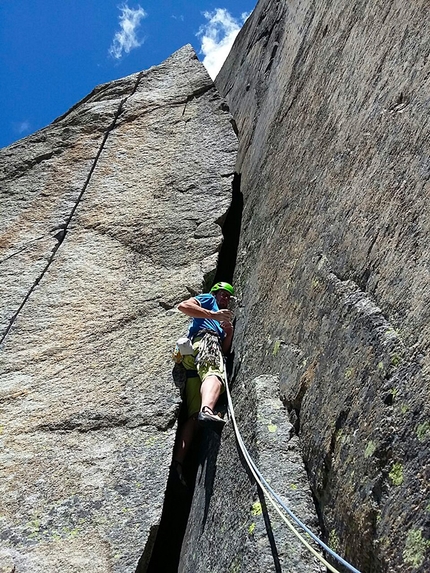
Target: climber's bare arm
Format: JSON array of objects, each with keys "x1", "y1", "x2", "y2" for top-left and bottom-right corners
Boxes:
[{"x1": 178, "y1": 298, "x2": 233, "y2": 322}]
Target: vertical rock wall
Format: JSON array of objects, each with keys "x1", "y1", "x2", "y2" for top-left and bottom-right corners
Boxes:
[
  {"x1": 215, "y1": 0, "x2": 429, "y2": 572},
  {"x1": 0, "y1": 45, "x2": 237, "y2": 573},
  {"x1": 179, "y1": 374, "x2": 324, "y2": 573}
]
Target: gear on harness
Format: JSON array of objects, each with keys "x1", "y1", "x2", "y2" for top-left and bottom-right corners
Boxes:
[
  {"x1": 172, "y1": 336, "x2": 194, "y2": 365},
  {"x1": 195, "y1": 329, "x2": 223, "y2": 370},
  {"x1": 172, "y1": 336, "x2": 196, "y2": 392}
]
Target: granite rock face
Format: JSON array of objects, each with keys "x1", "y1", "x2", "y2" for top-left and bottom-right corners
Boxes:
[
  {"x1": 215, "y1": 0, "x2": 430, "y2": 572},
  {"x1": 2, "y1": 1, "x2": 429, "y2": 571},
  {"x1": 179, "y1": 375, "x2": 325, "y2": 573},
  {"x1": 0, "y1": 45, "x2": 237, "y2": 572}
]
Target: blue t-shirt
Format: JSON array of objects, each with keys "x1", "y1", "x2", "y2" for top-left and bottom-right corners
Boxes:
[{"x1": 187, "y1": 293, "x2": 225, "y2": 340}]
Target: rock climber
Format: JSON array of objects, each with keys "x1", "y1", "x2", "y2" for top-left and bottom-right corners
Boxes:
[{"x1": 172, "y1": 281, "x2": 234, "y2": 485}]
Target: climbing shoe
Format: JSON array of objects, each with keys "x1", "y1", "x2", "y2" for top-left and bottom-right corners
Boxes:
[
  {"x1": 171, "y1": 460, "x2": 187, "y2": 487},
  {"x1": 197, "y1": 406, "x2": 226, "y2": 425}
]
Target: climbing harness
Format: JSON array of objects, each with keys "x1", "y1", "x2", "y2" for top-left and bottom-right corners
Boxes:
[{"x1": 224, "y1": 377, "x2": 362, "y2": 573}]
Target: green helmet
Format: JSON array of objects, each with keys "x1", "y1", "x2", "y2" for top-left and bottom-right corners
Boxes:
[{"x1": 210, "y1": 282, "x2": 235, "y2": 296}]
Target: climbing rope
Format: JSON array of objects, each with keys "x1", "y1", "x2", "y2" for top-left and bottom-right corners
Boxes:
[{"x1": 224, "y1": 378, "x2": 362, "y2": 573}]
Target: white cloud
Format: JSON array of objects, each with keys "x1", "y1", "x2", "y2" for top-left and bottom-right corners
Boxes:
[
  {"x1": 109, "y1": 4, "x2": 147, "y2": 60},
  {"x1": 197, "y1": 9, "x2": 249, "y2": 80},
  {"x1": 13, "y1": 121, "x2": 31, "y2": 135}
]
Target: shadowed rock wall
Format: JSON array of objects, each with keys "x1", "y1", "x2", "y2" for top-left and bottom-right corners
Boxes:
[
  {"x1": 179, "y1": 374, "x2": 324, "y2": 573},
  {"x1": 213, "y1": 0, "x2": 429, "y2": 572},
  {"x1": 0, "y1": 45, "x2": 237, "y2": 573}
]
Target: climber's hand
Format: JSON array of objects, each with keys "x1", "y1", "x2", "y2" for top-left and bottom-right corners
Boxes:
[
  {"x1": 213, "y1": 309, "x2": 233, "y2": 323},
  {"x1": 221, "y1": 320, "x2": 234, "y2": 336}
]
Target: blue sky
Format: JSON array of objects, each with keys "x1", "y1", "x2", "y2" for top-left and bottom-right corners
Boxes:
[{"x1": 0, "y1": 1, "x2": 255, "y2": 149}]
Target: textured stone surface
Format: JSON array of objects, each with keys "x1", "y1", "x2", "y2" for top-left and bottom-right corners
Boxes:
[
  {"x1": 0, "y1": 45, "x2": 237, "y2": 572},
  {"x1": 216, "y1": 0, "x2": 429, "y2": 571},
  {"x1": 0, "y1": 71, "x2": 140, "y2": 336},
  {"x1": 179, "y1": 375, "x2": 323, "y2": 573}
]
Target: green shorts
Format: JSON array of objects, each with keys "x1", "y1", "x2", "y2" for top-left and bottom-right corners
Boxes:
[{"x1": 182, "y1": 336, "x2": 226, "y2": 417}]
